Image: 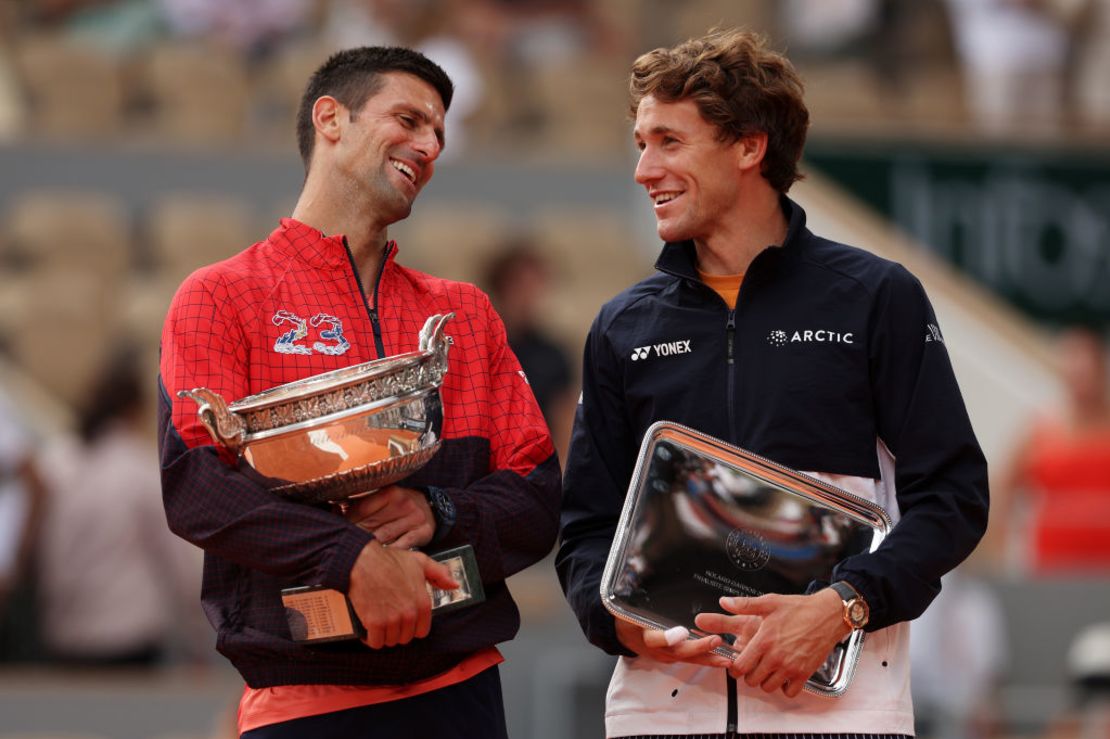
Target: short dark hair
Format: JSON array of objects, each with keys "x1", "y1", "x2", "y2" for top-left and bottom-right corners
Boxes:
[
  {"x1": 629, "y1": 28, "x2": 809, "y2": 193},
  {"x1": 296, "y1": 46, "x2": 454, "y2": 171}
]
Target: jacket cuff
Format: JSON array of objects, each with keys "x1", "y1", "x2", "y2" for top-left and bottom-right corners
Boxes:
[
  {"x1": 595, "y1": 606, "x2": 637, "y2": 657},
  {"x1": 412, "y1": 485, "x2": 456, "y2": 545},
  {"x1": 834, "y1": 571, "x2": 885, "y2": 632},
  {"x1": 320, "y1": 525, "x2": 375, "y2": 593}
]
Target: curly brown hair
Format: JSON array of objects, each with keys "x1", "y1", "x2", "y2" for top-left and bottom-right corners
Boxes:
[{"x1": 629, "y1": 28, "x2": 809, "y2": 193}]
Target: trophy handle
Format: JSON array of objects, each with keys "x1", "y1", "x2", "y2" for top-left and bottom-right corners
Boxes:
[
  {"x1": 419, "y1": 314, "x2": 454, "y2": 386},
  {"x1": 176, "y1": 387, "x2": 247, "y2": 453},
  {"x1": 418, "y1": 312, "x2": 454, "y2": 354}
]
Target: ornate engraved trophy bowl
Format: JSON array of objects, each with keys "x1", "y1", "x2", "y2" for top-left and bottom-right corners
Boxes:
[{"x1": 178, "y1": 313, "x2": 453, "y2": 505}]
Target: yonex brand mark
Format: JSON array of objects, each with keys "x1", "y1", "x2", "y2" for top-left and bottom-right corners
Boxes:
[
  {"x1": 631, "y1": 340, "x2": 693, "y2": 361},
  {"x1": 925, "y1": 323, "x2": 945, "y2": 344},
  {"x1": 767, "y1": 329, "x2": 854, "y2": 346}
]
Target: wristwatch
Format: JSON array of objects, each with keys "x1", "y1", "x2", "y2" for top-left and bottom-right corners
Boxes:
[
  {"x1": 829, "y1": 580, "x2": 869, "y2": 631},
  {"x1": 423, "y1": 487, "x2": 456, "y2": 539}
]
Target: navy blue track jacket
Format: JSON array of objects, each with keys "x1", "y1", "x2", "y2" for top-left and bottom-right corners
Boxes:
[{"x1": 556, "y1": 197, "x2": 990, "y2": 657}]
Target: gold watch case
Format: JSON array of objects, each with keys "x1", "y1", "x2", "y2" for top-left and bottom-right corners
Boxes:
[{"x1": 831, "y1": 580, "x2": 870, "y2": 630}]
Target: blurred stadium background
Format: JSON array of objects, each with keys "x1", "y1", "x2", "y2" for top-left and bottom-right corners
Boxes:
[{"x1": 1, "y1": 0, "x2": 1109, "y2": 737}]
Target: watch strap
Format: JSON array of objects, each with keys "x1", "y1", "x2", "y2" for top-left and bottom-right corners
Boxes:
[
  {"x1": 829, "y1": 580, "x2": 860, "y2": 603},
  {"x1": 423, "y1": 486, "x2": 456, "y2": 543}
]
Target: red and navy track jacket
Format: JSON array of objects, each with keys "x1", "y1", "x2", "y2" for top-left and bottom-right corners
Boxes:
[{"x1": 158, "y1": 218, "x2": 560, "y2": 688}]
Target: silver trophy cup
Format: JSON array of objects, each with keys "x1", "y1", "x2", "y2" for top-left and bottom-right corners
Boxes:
[{"x1": 178, "y1": 313, "x2": 453, "y2": 505}]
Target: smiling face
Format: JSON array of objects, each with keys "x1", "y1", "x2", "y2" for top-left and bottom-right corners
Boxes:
[
  {"x1": 333, "y1": 71, "x2": 446, "y2": 225},
  {"x1": 633, "y1": 95, "x2": 744, "y2": 245}
]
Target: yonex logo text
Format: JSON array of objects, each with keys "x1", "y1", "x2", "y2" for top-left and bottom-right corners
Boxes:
[{"x1": 631, "y1": 340, "x2": 693, "y2": 361}]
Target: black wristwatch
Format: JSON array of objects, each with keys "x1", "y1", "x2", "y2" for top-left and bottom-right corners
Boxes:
[
  {"x1": 829, "y1": 580, "x2": 869, "y2": 631},
  {"x1": 424, "y1": 486, "x2": 456, "y2": 540}
]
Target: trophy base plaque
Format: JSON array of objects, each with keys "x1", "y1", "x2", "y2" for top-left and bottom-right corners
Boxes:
[{"x1": 282, "y1": 544, "x2": 484, "y2": 644}]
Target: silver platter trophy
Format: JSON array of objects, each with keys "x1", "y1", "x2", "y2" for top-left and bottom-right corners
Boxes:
[
  {"x1": 601, "y1": 421, "x2": 891, "y2": 696},
  {"x1": 178, "y1": 313, "x2": 484, "y2": 644}
]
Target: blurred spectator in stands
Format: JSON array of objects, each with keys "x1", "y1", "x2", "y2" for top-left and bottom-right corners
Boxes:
[
  {"x1": 321, "y1": 0, "x2": 397, "y2": 47},
  {"x1": 36, "y1": 346, "x2": 204, "y2": 667},
  {"x1": 780, "y1": 0, "x2": 882, "y2": 59},
  {"x1": 1044, "y1": 621, "x2": 1110, "y2": 738},
  {"x1": 943, "y1": 0, "x2": 1071, "y2": 135},
  {"x1": 0, "y1": 384, "x2": 46, "y2": 661},
  {"x1": 477, "y1": 0, "x2": 620, "y2": 65},
  {"x1": 456, "y1": 0, "x2": 622, "y2": 139},
  {"x1": 159, "y1": 0, "x2": 314, "y2": 58},
  {"x1": 27, "y1": 0, "x2": 101, "y2": 24},
  {"x1": 484, "y1": 239, "x2": 575, "y2": 463},
  {"x1": 26, "y1": 0, "x2": 165, "y2": 53},
  {"x1": 323, "y1": 0, "x2": 484, "y2": 159},
  {"x1": 998, "y1": 326, "x2": 1110, "y2": 573},
  {"x1": 911, "y1": 569, "x2": 1008, "y2": 739},
  {"x1": 780, "y1": 0, "x2": 954, "y2": 100},
  {"x1": 0, "y1": 3, "x2": 24, "y2": 139}
]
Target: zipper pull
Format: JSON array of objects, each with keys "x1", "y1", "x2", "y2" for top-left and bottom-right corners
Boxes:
[
  {"x1": 726, "y1": 310, "x2": 736, "y2": 366},
  {"x1": 726, "y1": 672, "x2": 738, "y2": 737}
]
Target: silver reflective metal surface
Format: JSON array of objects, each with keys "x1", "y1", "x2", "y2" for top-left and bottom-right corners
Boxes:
[
  {"x1": 601, "y1": 421, "x2": 891, "y2": 696},
  {"x1": 177, "y1": 313, "x2": 453, "y2": 504}
]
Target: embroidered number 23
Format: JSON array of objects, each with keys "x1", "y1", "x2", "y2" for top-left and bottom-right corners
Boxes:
[{"x1": 272, "y1": 310, "x2": 350, "y2": 356}]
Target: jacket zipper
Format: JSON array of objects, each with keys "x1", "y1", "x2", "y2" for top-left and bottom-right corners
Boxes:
[
  {"x1": 343, "y1": 239, "x2": 390, "y2": 358},
  {"x1": 726, "y1": 302, "x2": 740, "y2": 736},
  {"x1": 725, "y1": 309, "x2": 736, "y2": 365},
  {"x1": 726, "y1": 672, "x2": 738, "y2": 737},
  {"x1": 726, "y1": 308, "x2": 738, "y2": 442}
]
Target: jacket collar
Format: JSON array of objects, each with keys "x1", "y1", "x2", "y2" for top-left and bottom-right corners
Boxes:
[
  {"x1": 654, "y1": 195, "x2": 808, "y2": 282},
  {"x1": 269, "y1": 218, "x2": 399, "y2": 271}
]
